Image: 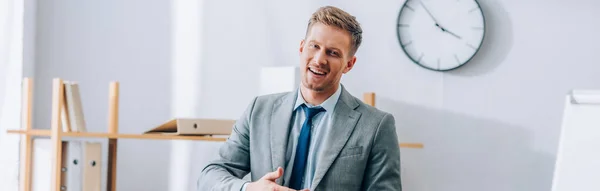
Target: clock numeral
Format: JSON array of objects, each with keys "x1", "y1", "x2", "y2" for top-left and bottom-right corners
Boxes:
[
  {"x1": 405, "y1": 5, "x2": 415, "y2": 11},
  {"x1": 417, "y1": 53, "x2": 424, "y2": 64},
  {"x1": 402, "y1": 40, "x2": 413, "y2": 47},
  {"x1": 471, "y1": 26, "x2": 484, "y2": 30},
  {"x1": 437, "y1": 58, "x2": 441, "y2": 70},
  {"x1": 454, "y1": 54, "x2": 461, "y2": 64},
  {"x1": 466, "y1": 43, "x2": 477, "y2": 50},
  {"x1": 397, "y1": 24, "x2": 410, "y2": 28},
  {"x1": 469, "y1": 7, "x2": 479, "y2": 13}
]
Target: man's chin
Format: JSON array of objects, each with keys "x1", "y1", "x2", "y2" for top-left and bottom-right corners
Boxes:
[
  {"x1": 309, "y1": 87, "x2": 326, "y2": 92},
  {"x1": 302, "y1": 83, "x2": 328, "y2": 92}
]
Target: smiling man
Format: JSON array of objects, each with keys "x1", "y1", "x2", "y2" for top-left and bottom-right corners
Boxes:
[{"x1": 197, "y1": 6, "x2": 402, "y2": 191}]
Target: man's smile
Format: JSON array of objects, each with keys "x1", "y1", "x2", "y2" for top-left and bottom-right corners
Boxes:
[{"x1": 308, "y1": 66, "x2": 328, "y2": 76}]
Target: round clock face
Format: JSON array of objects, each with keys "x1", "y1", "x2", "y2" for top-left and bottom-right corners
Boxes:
[{"x1": 396, "y1": 0, "x2": 485, "y2": 71}]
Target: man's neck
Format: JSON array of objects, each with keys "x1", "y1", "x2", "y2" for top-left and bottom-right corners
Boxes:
[{"x1": 300, "y1": 84, "x2": 339, "y2": 106}]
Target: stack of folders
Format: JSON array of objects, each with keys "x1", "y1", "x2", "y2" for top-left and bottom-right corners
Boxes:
[
  {"x1": 32, "y1": 139, "x2": 102, "y2": 191},
  {"x1": 61, "y1": 81, "x2": 87, "y2": 132}
]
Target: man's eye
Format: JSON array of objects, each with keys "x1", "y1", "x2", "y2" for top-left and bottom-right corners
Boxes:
[{"x1": 310, "y1": 44, "x2": 319, "y2": 49}]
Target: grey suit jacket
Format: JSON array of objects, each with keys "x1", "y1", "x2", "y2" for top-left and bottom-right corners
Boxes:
[{"x1": 197, "y1": 85, "x2": 402, "y2": 191}]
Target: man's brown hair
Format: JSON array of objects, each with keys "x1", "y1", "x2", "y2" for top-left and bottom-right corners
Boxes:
[{"x1": 306, "y1": 6, "x2": 363, "y2": 57}]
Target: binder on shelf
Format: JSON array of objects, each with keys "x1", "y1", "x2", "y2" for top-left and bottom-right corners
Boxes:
[
  {"x1": 60, "y1": 92, "x2": 72, "y2": 132},
  {"x1": 144, "y1": 118, "x2": 235, "y2": 135},
  {"x1": 82, "y1": 142, "x2": 102, "y2": 191},
  {"x1": 61, "y1": 81, "x2": 87, "y2": 132},
  {"x1": 32, "y1": 139, "x2": 102, "y2": 191},
  {"x1": 64, "y1": 141, "x2": 102, "y2": 191},
  {"x1": 64, "y1": 141, "x2": 83, "y2": 191},
  {"x1": 66, "y1": 81, "x2": 87, "y2": 132}
]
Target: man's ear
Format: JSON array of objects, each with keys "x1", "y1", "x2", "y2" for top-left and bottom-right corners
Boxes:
[
  {"x1": 343, "y1": 56, "x2": 357, "y2": 74},
  {"x1": 299, "y1": 39, "x2": 305, "y2": 54}
]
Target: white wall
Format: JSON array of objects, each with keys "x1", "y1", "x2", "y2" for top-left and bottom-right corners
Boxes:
[
  {"x1": 30, "y1": 0, "x2": 600, "y2": 191},
  {"x1": 33, "y1": 0, "x2": 173, "y2": 190},
  {"x1": 340, "y1": 0, "x2": 600, "y2": 190}
]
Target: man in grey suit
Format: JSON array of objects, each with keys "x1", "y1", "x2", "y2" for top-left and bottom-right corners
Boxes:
[{"x1": 198, "y1": 6, "x2": 401, "y2": 191}]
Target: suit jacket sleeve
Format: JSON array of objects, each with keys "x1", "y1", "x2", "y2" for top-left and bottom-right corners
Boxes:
[
  {"x1": 197, "y1": 97, "x2": 257, "y2": 191},
  {"x1": 361, "y1": 113, "x2": 403, "y2": 190}
]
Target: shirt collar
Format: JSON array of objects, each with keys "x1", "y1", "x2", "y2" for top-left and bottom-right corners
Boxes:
[{"x1": 294, "y1": 83, "x2": 342, "y2": 113}]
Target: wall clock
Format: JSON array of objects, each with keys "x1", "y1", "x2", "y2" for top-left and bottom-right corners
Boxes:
[{"x1": 396, "y1": 0, "x2": 486, "y2": 71}]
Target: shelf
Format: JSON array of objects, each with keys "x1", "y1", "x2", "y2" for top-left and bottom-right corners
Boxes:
[
  {"x1": 6, "y1": 129, "x2": 227, "y2": 141},
  {"x1": 8, "y1": 129, "x2": 423, "y2": 148},
  {"x1": 8, "y1": 129, "x2": 49, "y2": 136},
  {"x1": 399, "y1": 143, "x2": 424, "y2": 149}
]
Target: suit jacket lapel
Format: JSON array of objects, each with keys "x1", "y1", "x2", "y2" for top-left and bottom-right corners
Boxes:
[
  {"x1": 311, "y1": 87, "x2": 361, "y2": 190},
  {"x1": 269, "y1": 91, "x2": 296, "y2": 185}
]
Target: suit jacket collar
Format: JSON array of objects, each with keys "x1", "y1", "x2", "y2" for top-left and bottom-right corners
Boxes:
[
  {"x1": 310, "y1": 85, "x2": 360, "y2": 190},
  {"x1": 269, "y1": 89, "x2": 297, "y2": 185},
  {"x1": 337, "y1": 84, "x2": 360, "y2": 110}
]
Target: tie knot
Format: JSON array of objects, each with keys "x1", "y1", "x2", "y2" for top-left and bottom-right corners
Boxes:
[{"x1": 302, "y1": 104, "x2": 325, "y2": 120}]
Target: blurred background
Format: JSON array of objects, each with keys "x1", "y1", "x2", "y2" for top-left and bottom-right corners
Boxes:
[{"x1": 1, "y1": 0, "x2": 600, "y2": 191}]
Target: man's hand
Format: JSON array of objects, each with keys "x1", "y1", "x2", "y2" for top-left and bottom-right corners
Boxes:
[{"x1": 246, "y1": 167, "x2": 309, "y2": 191}]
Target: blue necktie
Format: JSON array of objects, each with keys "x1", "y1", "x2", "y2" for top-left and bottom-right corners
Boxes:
[{"x1": 289, "y1": 105, "x2": 325, "y2": 190}]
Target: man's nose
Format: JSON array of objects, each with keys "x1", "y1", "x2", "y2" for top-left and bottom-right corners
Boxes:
[{"x1": 314, "y1": 51, "x2": 327, "y2": 65}]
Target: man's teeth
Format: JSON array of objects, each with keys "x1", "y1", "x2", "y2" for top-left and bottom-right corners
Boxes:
[{"x1": 309, "y1": 67, "x2": 326, "y2": 75}]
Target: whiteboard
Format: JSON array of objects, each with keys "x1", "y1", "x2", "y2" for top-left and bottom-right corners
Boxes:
[{"x1": 551, "y1": 90, "x2": 600, "y2": 191}]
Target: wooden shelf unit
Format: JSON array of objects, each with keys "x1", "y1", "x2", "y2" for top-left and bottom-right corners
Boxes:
[
  {"x1": 6, "y1": 78, "x2": 423, "y2": 191},
  {"x1": 6, "y1": 129, "x2": 228, "y2": 141}
]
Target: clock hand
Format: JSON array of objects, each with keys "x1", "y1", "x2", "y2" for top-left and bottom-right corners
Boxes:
[
  {"x1": 419, "y1": 0, "x2": 441, "y2": 28},
  {"x1": 440, "y1": 27, "x2": 462, "y2": 39},
  {"x1": 420, "y1": 0, "x2": 460, "y2": 39}
]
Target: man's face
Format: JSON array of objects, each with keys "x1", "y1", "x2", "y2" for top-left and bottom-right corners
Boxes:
[{"x1": 299, "y1": 22, "x2": 356, "y2": 92}]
